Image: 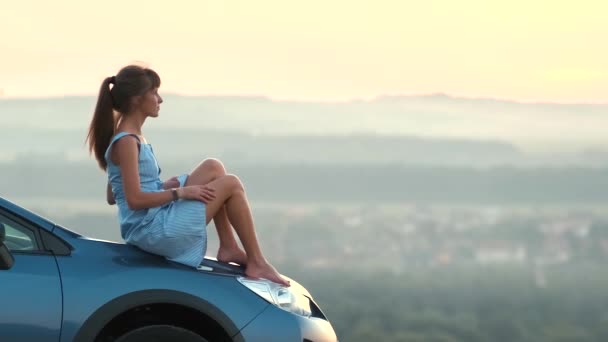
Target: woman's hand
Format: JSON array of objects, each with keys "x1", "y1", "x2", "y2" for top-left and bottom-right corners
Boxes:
[
  {"x1": 177, "y1": 185, "x2": 216, "y2": 203},
  {"x1": 162, "y1": 176, "x2": 181, "y2": 190}
]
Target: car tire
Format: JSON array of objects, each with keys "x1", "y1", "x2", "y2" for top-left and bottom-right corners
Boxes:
[{"x1": 115, "y1": 325, "x2": 208, "y2": 342}]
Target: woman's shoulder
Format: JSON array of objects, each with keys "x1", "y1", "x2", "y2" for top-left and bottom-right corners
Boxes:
[
  {"x1": 106, "y1": 132, "x2": 143, "y2": 163},
  {"x1": 112, "y1": 131, "x2": 144, "y2": 143}
]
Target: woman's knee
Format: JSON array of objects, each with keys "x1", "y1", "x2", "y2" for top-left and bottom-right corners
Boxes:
[
  {"x1": 200, "y1": 158, "x2": 226, "y2": 178},
  {"x1": 223, "y1": 174, "x2": 244, "y2": 193}
]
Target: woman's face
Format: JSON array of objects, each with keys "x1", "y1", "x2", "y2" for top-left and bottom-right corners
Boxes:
[{"x1": 139, "y1": 87, "x2": 163, "y2": 117}]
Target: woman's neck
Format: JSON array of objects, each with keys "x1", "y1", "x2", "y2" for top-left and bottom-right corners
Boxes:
[{"x1": 117, "y1": 112, "x2": 146, "y2": 136}]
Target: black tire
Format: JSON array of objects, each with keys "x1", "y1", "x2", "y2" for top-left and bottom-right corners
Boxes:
[{"x1": 115, "y1": 325, "x2": 208, "y2": 342}]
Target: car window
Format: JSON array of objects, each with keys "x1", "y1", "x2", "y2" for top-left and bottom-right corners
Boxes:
[{"x1": 0, "y1": 216, "x2": 38, "y2": 252}]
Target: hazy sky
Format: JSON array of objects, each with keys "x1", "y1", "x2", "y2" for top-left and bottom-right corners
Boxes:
[{"x1": 1, "y1": 0, "x2": 606, "y2": 102}]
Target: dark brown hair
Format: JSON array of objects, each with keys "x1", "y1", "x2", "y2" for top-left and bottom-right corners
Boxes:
[{"x1": 86, "y1": 65, "x2": 161, "y2": 170}]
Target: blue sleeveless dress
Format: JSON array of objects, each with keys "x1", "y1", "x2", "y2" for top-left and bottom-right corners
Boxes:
[{"x1": 105, "y1": 132, "x2": 207, "y2": 267}]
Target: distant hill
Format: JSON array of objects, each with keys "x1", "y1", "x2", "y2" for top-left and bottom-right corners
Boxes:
[
  {"x1": 1, "y1": 160, "x2": 606, "y2": 204},
  {"x1": 0, "y1": 94, "x2": 606, "y2": 166},
  {"x1": 0, "y1": 127, "x2": 525, "y2": 166}
]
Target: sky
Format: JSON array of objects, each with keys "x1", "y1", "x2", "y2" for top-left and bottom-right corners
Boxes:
[{"x1": 0, "y1": 0, "x2": 606, "y2": 103}]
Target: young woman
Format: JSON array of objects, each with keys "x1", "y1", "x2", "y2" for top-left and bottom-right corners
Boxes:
[{"x1": 86, "y1": 65, "x2": 289, "y2": 286}]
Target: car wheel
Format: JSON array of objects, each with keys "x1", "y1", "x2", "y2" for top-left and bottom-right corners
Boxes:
[{"x1": 115, "y1": 325, "x2": 208, "y2": 342}]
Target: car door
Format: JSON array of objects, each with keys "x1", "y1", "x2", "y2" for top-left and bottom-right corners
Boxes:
[{"x1": 0, "y1": 211, "x2": 62, "y2": 342}]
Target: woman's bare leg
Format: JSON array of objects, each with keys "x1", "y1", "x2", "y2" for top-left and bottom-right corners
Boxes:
[
  {"x1": 204, "y1": 174, "x2": 290, "y2": 286},
  {"x1": 185, "y1": 159, "x2": 247, "y2": 265}
]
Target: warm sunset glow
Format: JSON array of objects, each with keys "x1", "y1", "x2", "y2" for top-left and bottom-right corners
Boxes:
[{"x1": 1, "y1": 0, "x2": 606, "y2": 103}]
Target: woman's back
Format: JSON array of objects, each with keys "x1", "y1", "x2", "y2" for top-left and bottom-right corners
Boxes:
[{"x1": 105, "y1": 132, "x2": 164, "y2": 239}]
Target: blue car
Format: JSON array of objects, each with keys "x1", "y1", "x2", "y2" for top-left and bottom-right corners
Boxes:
[{"x1": 0, "y1": 196, "x2": 338, "y2": 342}]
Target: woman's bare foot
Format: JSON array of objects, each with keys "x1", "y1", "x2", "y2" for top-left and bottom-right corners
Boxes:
[
  {"x1": 245, "y1": 259, "x2": 290, "y2": 287},
  {"x1": 217, "y1": 245, "x2": 248, "y2": 266}
]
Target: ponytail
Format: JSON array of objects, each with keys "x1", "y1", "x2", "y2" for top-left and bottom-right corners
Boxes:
[{"x1": 86, "y1": 76, "x2": 116, "y2": 170}]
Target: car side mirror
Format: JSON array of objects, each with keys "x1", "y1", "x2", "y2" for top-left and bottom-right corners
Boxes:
[{"x1": 0, "y1": 241, "x2": 14, "y2": 270}]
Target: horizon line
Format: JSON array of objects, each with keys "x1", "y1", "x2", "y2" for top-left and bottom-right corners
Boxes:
[{"x1": 0, "y1": 91, "x2": 606, "y2": 106}]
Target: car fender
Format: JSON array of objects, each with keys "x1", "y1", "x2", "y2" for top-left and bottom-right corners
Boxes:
[{"x1": 73, "y1": 289, "x2": 241, "y2": 342}]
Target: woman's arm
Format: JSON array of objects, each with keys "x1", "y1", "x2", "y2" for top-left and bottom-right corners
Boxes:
[
  {"x1": 107, "y1": 182, "x2": 116, "y2": 205},
  {"x1": 114, "y1": 136, "x2": 176, "y2": 210}
]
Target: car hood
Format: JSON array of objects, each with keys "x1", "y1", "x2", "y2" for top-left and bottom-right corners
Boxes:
[{"x1": 58, "y1": 229, "x2": 311, "y2": 297}]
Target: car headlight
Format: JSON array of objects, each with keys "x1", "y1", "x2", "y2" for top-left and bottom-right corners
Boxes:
[{"x1": 237, "y1": 276, "x2": 312, "y2": 317}]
